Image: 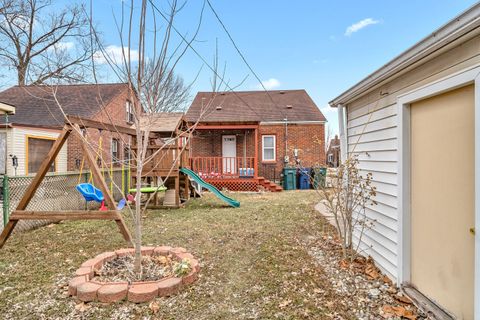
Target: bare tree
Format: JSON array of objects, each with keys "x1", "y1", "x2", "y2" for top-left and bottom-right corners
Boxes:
[
  {"x1": 139, "y1": 61, "x2": 193, "y2": 113},
  {"x1": 318, "y1": 155, "x2": 377, "y2": 261},
  {"x1": 0, "y1": 0, "x2": 95, "y2": 85},
  {"x1": 89, "y1": 0, "x2": 228, "y2": 276}
]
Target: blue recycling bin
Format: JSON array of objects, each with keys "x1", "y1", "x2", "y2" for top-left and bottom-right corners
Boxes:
[{"x1": 299, "y1": 168, "x2": 311, "y2": 189}]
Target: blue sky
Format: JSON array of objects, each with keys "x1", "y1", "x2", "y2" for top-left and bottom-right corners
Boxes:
[{"x1": 6, "y1": 0, "x2": 480, "y2": 136}]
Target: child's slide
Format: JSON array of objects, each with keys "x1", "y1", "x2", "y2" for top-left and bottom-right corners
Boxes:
[{"x1": 179, "y1": 168, "x2": 240, "y2": 208}]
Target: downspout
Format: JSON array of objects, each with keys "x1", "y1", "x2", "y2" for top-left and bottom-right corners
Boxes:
[
  {"x1": 337, "y1": 104, "x2": 347, "y2": 163},
  {"x1": 284, "y1": 117, "x2": 288, "y2": 164}
]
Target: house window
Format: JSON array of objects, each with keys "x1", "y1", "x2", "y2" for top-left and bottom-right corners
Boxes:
[
  {"x1": 262, "y1": 135, "x2": 276, "y2": 162},
  {"x1": 126, "y1": 100, "x2": 134, "y2": 123},
  {"x1": 112, "y1": 138, "x2": 120, "y2": 163},
  {"x1": 124, "y1": 145, "x2": 131, "y2": 163},
  {"x1": 27, "y1": 137, "x2": 55, "y2": 174},
  {"x1": 328, "y1": 153, "x2": 333, "y2": 163}
]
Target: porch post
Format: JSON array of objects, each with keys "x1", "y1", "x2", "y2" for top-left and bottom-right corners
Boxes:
[{"x1": 254, "y1": 126, "x2": 258, "y2": 178}]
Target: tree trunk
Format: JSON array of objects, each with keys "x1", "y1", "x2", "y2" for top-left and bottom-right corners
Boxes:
[
  {"x1": 17, "y1": 64, "x2": 27, "y2": 86},
  {"x1": 133, "y1": 134, "x2": 143, "y2": 276}
]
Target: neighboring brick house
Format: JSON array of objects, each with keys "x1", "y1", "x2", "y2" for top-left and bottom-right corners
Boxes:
[
  {"x1": 326, "y1": 135, "x2": 340, "y2": 167},
  {"x1": 0, "y1": 83, "x2": 140, "y2": 176},
  {"x1": 185, "y1": 90, "x2": 326, "y2": 191}
]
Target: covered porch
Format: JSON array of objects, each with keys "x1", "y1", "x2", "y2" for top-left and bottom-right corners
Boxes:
[
  {"x1": 190, "y1": 124, "x2": 259, "y2": 191},
  {"x1": 189, "y1": 124, "x2": 281, "y2": 192}
]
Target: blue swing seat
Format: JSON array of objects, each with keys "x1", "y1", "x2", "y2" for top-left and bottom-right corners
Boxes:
[{"x1": 76, "y1": 183, "x2": 104, "y2": 203}]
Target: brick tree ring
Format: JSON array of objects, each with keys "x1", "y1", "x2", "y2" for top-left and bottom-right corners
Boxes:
[{"x1": 68, "y1": 246, "x2": 200, "y2": 303}]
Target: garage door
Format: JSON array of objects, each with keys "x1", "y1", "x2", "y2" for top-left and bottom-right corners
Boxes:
[{"x1": 410, "y1": 84, "x2": 474, "y2": 319}]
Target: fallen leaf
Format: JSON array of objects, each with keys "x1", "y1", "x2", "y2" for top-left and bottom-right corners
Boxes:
[
  {"x1": 365, "y1": 264, "x2": 380, "y2": 279},
  {"x1": 394, "y1": 293, "x2": 413, "y2": 304},
  {"x1": 75, "y1": 302, "x2": 91, "y2": 312},
  {"x1": 382, "y1": 274, "x2": 393, "y2": 285},
  {"x1": 339, "y1": 259, "x2": 349, "y2": 269},
  {"x1": 386, "y1": 286, "x2": 397, "y2": 294},
  {"x1": 382, "y1": 305, "x2": 416, "y2": 320},
  {"x1": 278, "y1": 299, "x2": 291, "y2": 309},
  {"x1": 149, "y1": 300, "x2": 160, "y2": 314}
]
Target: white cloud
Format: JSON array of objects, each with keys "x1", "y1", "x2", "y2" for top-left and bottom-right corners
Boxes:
[
  {"x1": 257, "y1": 78, "x2": 280, "y2": 90},
  {"x1": 94, "y1": 45, "x2": 139, "y2": 65},
  {"x1": 345, "y1": 18, "x2": 380, "y2": 36},
  {"x1": 320, "y1": 104, "x2": 337, "y2": 115},
  {"x1": 52, "y1": 41, "x2": 74, "y2": 51}
]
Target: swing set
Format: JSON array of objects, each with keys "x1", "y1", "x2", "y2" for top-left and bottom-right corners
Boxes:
[
  {"x1": 75, "y1": 131, "x2": 126, "y2": 211},
  {"x1": 0, "y1": 116, "x2": 134, "y2": 248}
]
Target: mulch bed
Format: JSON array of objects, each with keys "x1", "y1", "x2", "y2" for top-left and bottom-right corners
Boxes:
[{"x1": 94, "y1": 255, "x2": 176, "y2": 283}]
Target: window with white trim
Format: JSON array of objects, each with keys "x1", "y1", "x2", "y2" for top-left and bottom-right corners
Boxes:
[
  {"x1": 262, "y1": 135, "x2": 276, "y2": 161},
  {"x1": 126, "y1": 100, "x2": 134, "y2": 123},
  {"x1": 112, "y1": 138, "x2": 120, "y2": 162},
  {"x1": 328, "y1": 153, "x2": 333, "y2": 163},
  {"x1": 124, "y1": 145, "x2": 131, "y2": 162}
]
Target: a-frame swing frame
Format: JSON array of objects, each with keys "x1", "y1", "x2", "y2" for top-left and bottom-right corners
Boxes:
[{"x1": 0, "y1": 123, "x2": 132, "y2": 249}]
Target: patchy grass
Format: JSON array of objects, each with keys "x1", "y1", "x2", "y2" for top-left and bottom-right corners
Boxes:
[{"x1": 0, "y1": 191, "x2": 352, "y2": 319}]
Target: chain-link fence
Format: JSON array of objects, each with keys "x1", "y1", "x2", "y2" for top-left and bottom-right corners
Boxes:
[{"x1": 0, "y1": 169, "x2": 130, "y2": 233}]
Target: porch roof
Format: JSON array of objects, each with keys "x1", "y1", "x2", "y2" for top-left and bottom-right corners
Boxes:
[{"x1": 194, "y1": 123, "x2": 259, "y2": 130}]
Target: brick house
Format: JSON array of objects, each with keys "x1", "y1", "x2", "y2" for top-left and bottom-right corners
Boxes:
[
  {"x1": 0, "y1": 83, "x2": 140, "y2": 176},
  {"x1": 326, "y1": 135, "x2": 340, "y2": 167},
  {"x1": 185, "y1": 90, "x2": 326, "y2": 191}
]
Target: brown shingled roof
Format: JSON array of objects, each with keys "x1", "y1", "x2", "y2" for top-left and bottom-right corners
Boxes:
[
  {"x1": 0, "y1": 83, "x2": 128, "y2": 128},
  {"x1": 185, "y1": 90, "x2": 326, "y2": 123}
]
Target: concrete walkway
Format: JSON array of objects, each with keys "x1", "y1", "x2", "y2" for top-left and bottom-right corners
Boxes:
[{"x1": 314, "y1": 200, "x2": 344, "y2": 234}]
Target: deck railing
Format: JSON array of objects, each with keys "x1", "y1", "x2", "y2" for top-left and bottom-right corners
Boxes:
[{"x1": 190, "y1": 157, "x2": 256, "y2": 179}]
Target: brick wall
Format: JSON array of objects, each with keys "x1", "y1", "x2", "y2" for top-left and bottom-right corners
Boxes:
[
  {"x1": 190, "y1": 123, "x2": 325, "y2": 179},
  {"x1": 258, "y1": 123, "x2": 325, "y2": 177},
  {"x1": 67, "y1": 89, "x2": 140, "y2": 171},
  {"x1": 326, "y1": 135, "x2": 341, "y2": 167},
  {"x1": 191, "y1": 129, "x2": 255, "y2": 157}
]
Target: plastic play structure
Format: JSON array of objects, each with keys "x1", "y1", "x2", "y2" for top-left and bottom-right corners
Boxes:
[
  {"x1": 128, "y1": 186, "x2": 167, "y2": 193},
  {"x1": 76, "y1": 183, "x2": 105, "y2": 202},
  {"x1": 180, "y1": 168, "x2": 240, "y2": 207},
  {"x1": 76, "y1": 183, "x2": 126, "y2": 211}
]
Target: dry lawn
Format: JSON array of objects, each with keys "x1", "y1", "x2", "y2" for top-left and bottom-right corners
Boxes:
[{"x1": 0, "y1": 191, "x2": 355, "y2": 319}]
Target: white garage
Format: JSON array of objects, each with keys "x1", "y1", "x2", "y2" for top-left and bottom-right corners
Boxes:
[{"x1": 329, "y1": 4, "x2": 480, "y2": 319}]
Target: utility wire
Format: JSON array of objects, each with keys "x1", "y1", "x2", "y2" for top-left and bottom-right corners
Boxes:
[
  {"x1": 205, "y1": 0, "x2": 287, "y2": 119},
  {"x1": 148, "y1": 0, "x2": 264, "y2": 121}
]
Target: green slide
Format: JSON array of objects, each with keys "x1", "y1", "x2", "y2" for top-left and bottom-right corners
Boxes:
[{"x1": 180, "y1": 167, "x2": 240, "y2": 208}]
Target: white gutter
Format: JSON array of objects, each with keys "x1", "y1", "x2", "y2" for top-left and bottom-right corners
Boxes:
[
  {"x1": 329, "y1": 2, "x2": 480, "y2": 107},
  {"x1": 260, "y1": 120, "x2": 326, "y2": 125},
  {"x1": 0, "y1": 102, "x2": 15, "y2": 115},
  {"x1": 337, "y1": 104, "x2": 347, "y2": 163}
]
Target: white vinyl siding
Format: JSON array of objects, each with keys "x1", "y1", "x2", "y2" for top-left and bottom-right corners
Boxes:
[
  {"x1": 2, "y1": 127, "x2": 67, "y2": 176},
  {"x1": 346, "y1": 102, "x2": 399, "y2": 280}
]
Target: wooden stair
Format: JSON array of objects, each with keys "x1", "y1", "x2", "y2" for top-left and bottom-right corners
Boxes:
[{"x1": 257, "y1": 177, "x2": 283, "y2": 192}]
